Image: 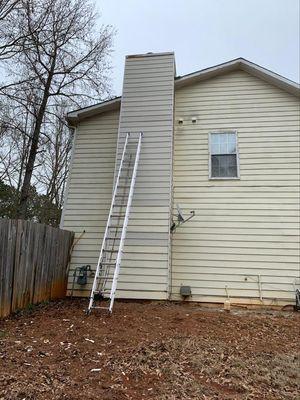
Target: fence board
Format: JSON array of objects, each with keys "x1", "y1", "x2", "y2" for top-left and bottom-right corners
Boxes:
[
  {"x1": 11, "y1": 219, "x2": 23, "y2": 312},
  {"x1": 0, "y1": 219, "x2": 74, "y2": 318},
  {"x1": 0, "y1": 220, "x2": 15, "y2": 317},
  {"x1": 32, "y1": 223, "x2": 46, "y2": 304}
]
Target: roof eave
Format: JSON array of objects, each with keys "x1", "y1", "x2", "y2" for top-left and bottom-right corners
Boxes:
[
  {"x1": 66, "y1": 97, "x2": 121, "y2": 126},
  {"x1": 175, "y1": 59, "x2": 241, "y2": 89},
  {"x1": 66, "y1": 58, "x2": 300, "y2": 126},
  {"x1": 240, "y1": 60, "x2": 300, "y2": 97},
  {"x1": 175, "y1": 58, "x2": 300, "y2": 97}
]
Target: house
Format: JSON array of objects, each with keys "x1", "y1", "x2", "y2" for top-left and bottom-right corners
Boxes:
[{"x1": 61, "y1": 52, "x2": 300, "y2": 307}]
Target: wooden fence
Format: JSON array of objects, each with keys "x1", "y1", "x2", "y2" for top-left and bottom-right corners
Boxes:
[{"x1": 0, "y1": 219, "x2": 74, "y2": 318}]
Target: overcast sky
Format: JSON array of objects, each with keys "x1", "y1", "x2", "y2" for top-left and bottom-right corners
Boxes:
[{"x1": 97, "y1": 0, "x2": 300, "y2": 95}]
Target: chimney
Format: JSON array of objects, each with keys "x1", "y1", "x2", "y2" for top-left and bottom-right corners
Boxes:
[{"x1": 115, "y1": 52, "x2": 175, "y2": 298}]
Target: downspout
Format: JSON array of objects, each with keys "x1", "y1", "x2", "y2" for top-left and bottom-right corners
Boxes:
[
  {"x1": 59, "y1": 125, "x2": 76, "y2": 229},
  {"x1": 167, "y1": 58, "x2": 176, "y2": 300}
]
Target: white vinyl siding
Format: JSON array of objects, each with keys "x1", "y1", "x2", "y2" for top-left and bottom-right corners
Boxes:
[
  {"x1": 61, "y1": 110, "x2": 120, "y2": 296},
  {"x1": 62, "y1": 63, "x2": 299, "y2": 306},
  {"x1": 171, "y1": 70, "x2": 300, "y2": 305},
  {"x1": 113, "y1": 53, "x2": 175, "y2": 299}
]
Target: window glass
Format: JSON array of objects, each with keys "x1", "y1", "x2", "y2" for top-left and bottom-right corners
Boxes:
[
  {"x1": 220, "y1": 141, "x2": 227, "y2": 154},
  {"x1": 227, "y1": 141, "x2": 236, "y2": 154},
  {"x1": 210, "y1": 132, "x2": 239, "y2": 178},
  {"x1": 211, "y1": 143, "x2": 219, "y2": 154}
]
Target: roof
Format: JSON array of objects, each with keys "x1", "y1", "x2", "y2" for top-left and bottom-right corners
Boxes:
[
  {"x1": 67, "y1": 57, "x2": 300, "y2": 125},
  {"x1": 175, "y1": 58, "x2": 300, "y2": 95},
  {"x1": 66, "y1": 97, "x2": 121, "y2": 125}
]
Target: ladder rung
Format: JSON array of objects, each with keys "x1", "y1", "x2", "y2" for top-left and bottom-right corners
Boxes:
[
  {"x1": 96, "y1": 277, "x2": 114, "y2": 281},
  {"x1": 95, "y1": 291, "x2": 111, "y2": 295},
  {"x1": 93, "y1": 289, "x2": 111, "y2": 293},
  {"x1": 88, "y1": 132, "x2": 142, "y2": 315},
  {"x1": 101, "y1": 262, "x2": 116, "y2": 266}
]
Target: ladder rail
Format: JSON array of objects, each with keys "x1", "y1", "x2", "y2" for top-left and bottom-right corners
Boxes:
[
  {"x1": 87, "y1": 133, "x2": 130, "y2": 312},
  {"x1": 109, "y1": 132, "x2": 143, "y2": 312}
]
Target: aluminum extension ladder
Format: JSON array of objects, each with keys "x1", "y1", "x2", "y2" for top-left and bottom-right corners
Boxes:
[{"x1": 87, "y1": 132, "x2": 143, "y2": 314}]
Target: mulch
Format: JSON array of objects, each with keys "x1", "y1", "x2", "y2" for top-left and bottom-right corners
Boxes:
[{"x1": 0, "y1": 298, "x2": 299, "y2": 399}]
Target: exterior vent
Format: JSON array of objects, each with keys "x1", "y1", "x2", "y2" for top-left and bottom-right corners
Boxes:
[{"x1": 180, "y1": 285, "x2": 191, "y2": 298}]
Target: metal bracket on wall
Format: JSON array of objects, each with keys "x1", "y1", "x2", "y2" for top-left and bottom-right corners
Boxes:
[{"x1": 171, "y1": 204, "x2": 195, "y2": 232}]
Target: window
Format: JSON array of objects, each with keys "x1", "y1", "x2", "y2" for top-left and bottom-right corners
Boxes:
[{"x1": 209, "y1": 131, "x2": 239, "y2": 179}]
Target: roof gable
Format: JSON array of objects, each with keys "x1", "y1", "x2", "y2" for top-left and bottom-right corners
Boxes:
[
  {"x1": 67, "y1": 57, "x2": 299, "y2": 125},
  {"x1": 175, "y1": 58, "x2": 299, "y2": 96}
]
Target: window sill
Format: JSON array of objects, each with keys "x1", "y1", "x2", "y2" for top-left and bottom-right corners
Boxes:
[{"x1": 209, "y1": 177, "x2": 240, "y2": 180}]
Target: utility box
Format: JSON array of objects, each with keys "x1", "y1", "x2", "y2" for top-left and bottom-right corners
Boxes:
[{"x1": 180, "y1": 286, "x2": 191, "y2": 298}]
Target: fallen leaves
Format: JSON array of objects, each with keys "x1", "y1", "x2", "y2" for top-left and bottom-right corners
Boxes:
[{"x1": 0, "y1": 299, "x2": 299, "y2": 400}]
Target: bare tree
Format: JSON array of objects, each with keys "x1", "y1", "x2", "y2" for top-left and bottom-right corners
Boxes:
[
  {"x1": 0, "y1": 0, "x2": 24, "y2": 60},
  {"x1": 0, "y1": 99, "x2": 72, "y2": 224},
  {"x1": 0, "y1": 0, "x2": 20, "y2": 21},
  {"x1": 0, "y1": 99, "x2": 33, "y2": 189},
  {"x1": 0, "y1": 0, "x2": 114, "y2": 218},
  {"x1": 35, "y1": 103, "x2": 73, "y2": 208}
]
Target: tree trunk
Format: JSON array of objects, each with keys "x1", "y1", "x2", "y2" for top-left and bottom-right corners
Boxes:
[
  {"x1": 17, "y1": 48, "x2": 57, "y2": 219},
  {"x1": 17, "y1": 100, "x2": 48, "y2": 218}
]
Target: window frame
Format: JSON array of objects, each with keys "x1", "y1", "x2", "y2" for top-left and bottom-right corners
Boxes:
[{"x1": 208, "y1": 130, "x2": 240, "y2": 180}]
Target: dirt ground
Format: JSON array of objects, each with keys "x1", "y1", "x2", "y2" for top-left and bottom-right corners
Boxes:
[{"x1": 0, "y1": 299, "x2": 299, "y2": 400}]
